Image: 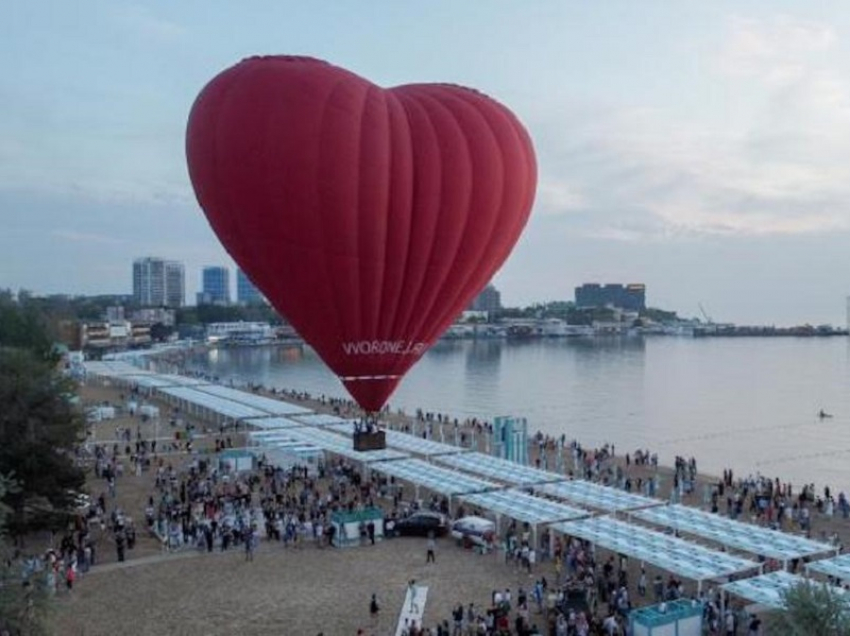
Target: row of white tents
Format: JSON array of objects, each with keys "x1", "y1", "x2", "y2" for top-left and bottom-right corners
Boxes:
[{"x1": 83, "y1": 360, "x2": 850, "y2": 611}]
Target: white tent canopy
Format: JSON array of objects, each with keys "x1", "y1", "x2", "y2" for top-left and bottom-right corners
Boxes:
[
  {"x1": 722, "y1": 570, "x2": 848, "y2": 609},
  {"x1": 157, "y1": 386, "x2": 269, "y2": 421},
  {"x1": 327, "y1": 423, "x2": 470, "y2": 457},
  {"x1": 460, "y1": 489, "x2": 589, "y2": 526},
  {"x1": 83, "y1": 360, "x2": 153, "y2": 377},
  {"x1": 195, "y1": 384, "x2": 312, "y2": 416},
  {"x1": 244, "y1": 417, "x2": 311, "y2": 430},
  {"x1": 536, "y1": 480, "x2": 662, "y2": 513},
  {"x1": 435, "y1": 452, "x2": 567, "y2": 486},
  {"x1": 291, "y1": 414, "x2": 353, "y2": 427},
  {"x1": 122, "y1": 373, "x2": 210, "y2": 389},
  {"x1": 632, "y1": 504, "x2": 836, "y2": 564},
  {"x1": 552, "y1": 516, "x2": 759, "y2": 584},
  {"x1": 261, "y1": 427, "x2": 409, "y2": 464},
  {"x1": 806, "y1": 553, "x2": 850, "y2": 581},
  {"x1": 247, "y1": 431, "x2": 310, "y2": 443},
  {"x1": 370, "y1": 459, "x2": 498, "y2": 496}
]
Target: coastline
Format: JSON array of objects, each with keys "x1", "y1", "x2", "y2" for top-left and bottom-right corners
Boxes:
[
  {"x1": 47, "y1": 359, "x2": 850, "y2": 635},
  {"x1": 144, "y1": 343, "x2": 841, "y2": 507}
]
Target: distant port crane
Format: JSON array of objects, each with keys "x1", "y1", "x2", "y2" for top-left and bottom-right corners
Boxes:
[{"x1": 698, "y1": 303, "x2": 713, "y2": 324}]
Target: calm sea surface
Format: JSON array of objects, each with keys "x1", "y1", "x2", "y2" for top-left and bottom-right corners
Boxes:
[{"x1": 180, "y1": 337, "x2": 850, "y2": 491}]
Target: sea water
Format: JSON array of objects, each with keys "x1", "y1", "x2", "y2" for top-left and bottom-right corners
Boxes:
[{"x1": 182, "y1": 336, "x2": 850, "y2": 491}]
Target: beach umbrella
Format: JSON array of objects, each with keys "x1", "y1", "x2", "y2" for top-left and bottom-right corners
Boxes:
[{"x1": 186, "y1": 55, "x2": 537, "y2": 411}]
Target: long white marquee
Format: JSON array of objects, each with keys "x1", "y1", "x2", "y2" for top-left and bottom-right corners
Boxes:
[
  {"x1": 461, "y1": 489, "x2": 589, "y2": 526},
  {"x1": 723, "y1": 570, "x2": 848, "y2": 609},
  {"x1": 537, "y1": 480, "x2": 661, "y2": 513},
  {"x1": 552, "y1": 516, "x2": 758, "y2": 583},
  {"x1": 632, "y1": 504, "x2": 835, "y2": 563},
  {"x1": 435, "y1": 452, "x2": 567, "y2": 486}
]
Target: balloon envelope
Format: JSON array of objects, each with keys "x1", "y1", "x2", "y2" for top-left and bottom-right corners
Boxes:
[{"x1": 186, "y1": 56, "x2": 537, "y2": 411}]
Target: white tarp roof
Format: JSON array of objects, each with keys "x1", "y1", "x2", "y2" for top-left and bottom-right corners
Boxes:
[
  {"x1": 537, "y1": 480, "x2": 662, "y2": 513},
  {"x1": 157, "y1": 386, "x2": 269, "y2": 420},
  {"x1": 632, "y1": 504, "x2": 835, "y2": 562},
  {"x1": 370, "y1": 458, "x2": 498, "y2": 496},
  {"x1": 290, "y1": 413, "x2": 353, "y2": 427},
  {"x1": 460, "y1": 489, "x2": 589, "y2": 526},
  {"x1": 259, "y1": 427, "x2": 409, "y2": 464},
  {"x1": 247, "y1": 431, "x2": 309, "y2": 443},
  {"x1": 84, "y1": 360, "x2": 153, "y2": 376},
  {"x1": 195, "y1": 384, "x2": 312, "y2": 415},
  {"x1": 244, "y1": 417, "x2": 310, "y2": 430},
  {"x1": 435, "y1": 452, "x2": 567, "y2": 486},
  {"x1": 722, "y1": 570, "x2": 849, "y2": 609},
  {"x1": 806, "y1": 553, "x2": 850, "y2": 580},
  {"x1": 327, "y1": 423, "x2": 470, "y2": 457},
  {"x1": 552, "y1": 516, "x2": 758, "y2": 582},
  {"x1": 122, "y1": 373, "x2": 209, "y2": 389},
  {"x1": 251, "y1": 439, "x2": 320, "y2": 452}
]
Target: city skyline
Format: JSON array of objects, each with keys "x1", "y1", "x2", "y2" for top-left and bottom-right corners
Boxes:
[{"x1": 4, "y1": 3, "x2": 850, "y2": 326}]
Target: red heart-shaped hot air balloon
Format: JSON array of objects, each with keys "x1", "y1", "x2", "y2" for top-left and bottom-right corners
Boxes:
[{"x1": 186, "y1": 56, "x2": 537, "y2": 411}]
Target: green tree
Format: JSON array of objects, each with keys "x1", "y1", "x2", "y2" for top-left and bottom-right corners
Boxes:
[
  {"x1": 767, "y1": 581, "x2": 850, "y2": 635},
  {"x1": 0, "y1": 294, "x2": 55, "y2": 361},
  {"x1": 149, "y1": 322, "x2": 175, "y2": 342},
  {"x1": 0, "y1": 349, "x2": 85, "y2": 538},
  {"x1": 0, "y1": 473, "x2": 51, "y2": 636}
]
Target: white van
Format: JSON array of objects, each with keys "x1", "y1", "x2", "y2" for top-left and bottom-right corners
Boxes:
[{"x1": 450, "y1": 516, "x2": 495, "y2": 547}]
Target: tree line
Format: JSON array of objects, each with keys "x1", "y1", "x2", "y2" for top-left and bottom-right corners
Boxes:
[{"x1": 0, "y1": 293, "x2": 86, "y2": 633}]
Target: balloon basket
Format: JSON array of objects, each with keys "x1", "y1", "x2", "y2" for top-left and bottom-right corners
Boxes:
[{"x1": 353, "y1": 430, "x2": 386, "y2": 451}]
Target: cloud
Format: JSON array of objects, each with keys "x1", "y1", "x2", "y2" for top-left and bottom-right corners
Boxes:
[
  {"x1": 718, "y1": 15, "x2": 835, "y2": 84},
  {"x1": 111, "y1": 4, "x2": 185, "y2": 41},
  {"x1": 535, "y1": 181, "x2": 586, "y2": 216},
  {"x1": 50, "y1": 229, "x2": 125, "y2": 245},
  {"x1": 533, "y1": 15, "x2": 850, "y2": 241}
]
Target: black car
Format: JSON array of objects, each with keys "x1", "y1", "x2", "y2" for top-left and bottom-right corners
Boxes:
[{"x1": 387, "y1": 511, "x2": 448, "y2": 537}]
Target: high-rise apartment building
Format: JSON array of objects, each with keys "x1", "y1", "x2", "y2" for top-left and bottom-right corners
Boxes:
[
  {"x1": 470, "y1": 284, "x2": 502, "y2": 313},
  {"x1": 165, "y1": 262, "x2": 185, "y2": 308},
  {"x1": 132, "y1": 257, "x2": 185, "y2": 308},
  {"x1": 200, "y1": 266, "x2": 230, "y2": 305},
  {"x1": 236, "y1": 268, "x2": 265, "y2": 305}
]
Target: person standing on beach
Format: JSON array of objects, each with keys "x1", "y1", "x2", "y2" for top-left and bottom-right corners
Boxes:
[
  {"x1": 369, "y1": 593, "x2": 379, "y2": 626},
  {"x1": 408, "y1": 579, "x2": 420, "y2": 613},
  {"x1": 426, "y1": 532, "x2": 436, "y2": 563},
  {"x1": 244, "y1": 525, "x2": 255, "y2": 562}
]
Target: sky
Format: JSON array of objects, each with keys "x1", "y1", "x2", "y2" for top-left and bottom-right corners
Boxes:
[{"x1": 3, "y1": 1, "x2": 850, "y2": 326}]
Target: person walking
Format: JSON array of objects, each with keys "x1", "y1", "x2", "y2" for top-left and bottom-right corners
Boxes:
[
  {"x1": 369, "y1": 592, "x2": 380, "y2": 627},
  {"x1": 65, "y1": 563, "x2": 76, "y2": 591},
  {"x1": 408, "y1": 579, "x2": 420, "y2": 613},
  {"x1": 244, "y1": 525, "x2": 255, "y2": 562},
  {"x1": 426, "y1": 532, "x2": 436, "y2": 563}
]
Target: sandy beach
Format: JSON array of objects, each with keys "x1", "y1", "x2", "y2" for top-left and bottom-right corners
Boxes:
[{"x1": 45, "y1": 376, "x2": 850, "y2": 635}]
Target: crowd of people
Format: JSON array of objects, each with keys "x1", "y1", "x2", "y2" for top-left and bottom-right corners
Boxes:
[{"x1": 64, "y1": 371, "x2": 850, "y2": 635}]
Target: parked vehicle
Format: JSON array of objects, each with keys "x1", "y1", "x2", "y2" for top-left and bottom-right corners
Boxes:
[
  {"x1": 386, "y1": 511, "x2": 448, "y2": 537},
  {"x1": 450, "y1": 515, "x2": 495, "y2": 546}
]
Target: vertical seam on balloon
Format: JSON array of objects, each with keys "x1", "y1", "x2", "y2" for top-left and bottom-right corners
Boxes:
[
  {"x1": 381, "y1": 92, "x2": 414, "y2": 341},
  {"x1": 426, "y1": 92, "x2": 518, "y2": 341},
  {"x1": 210, "y1": 64, "x2": 259, "y2": 306},
  {"x1": 374, "y1": 90, "x2": 395, "y2": 341},
  {"x1": 436, "y1": 92, "x2": 535, "y2": 343},
  {"x1": 356, "y1": 84, "x2": 375, "y2": 343},
  {"x1": 400, "y1": 88, "x2": 476, "y2": 349},
  {"x1": 422, "y1": 91, "x2": 508, "y2": 345},
  {"x1": 387, "y1": 91, "x2": 442, "y2": 345},
  {"x1": 313, "y1": 78, "x2": 352, "y2": 356}
]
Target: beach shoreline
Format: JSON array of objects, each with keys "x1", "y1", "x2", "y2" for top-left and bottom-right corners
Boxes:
[{"x1": 46, "y1": 355, "x2": 850, "y2": 635}]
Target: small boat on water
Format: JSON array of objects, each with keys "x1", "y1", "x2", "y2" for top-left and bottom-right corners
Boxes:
[{"x1": 818, "y1": 410, "x2": 833, "y2": 419}]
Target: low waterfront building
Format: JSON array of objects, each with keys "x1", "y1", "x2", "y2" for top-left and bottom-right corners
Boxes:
[{"x1": 206, "y1": 321, "x2": 275, "y2": 345}]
